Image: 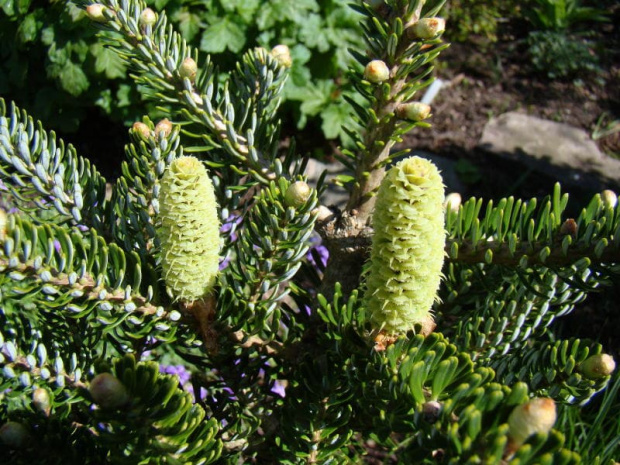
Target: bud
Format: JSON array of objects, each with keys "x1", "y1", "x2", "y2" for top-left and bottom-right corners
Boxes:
[
  {"x1": 85, "y1": 4, "x2": 107, "y2": 23},
  {"x1": 508, "y1": 397, "x2": 556, "y2": 448},
  {"x1": 365, "y1": 156, "x2": 446, "y2": 335},
  {"x1": 364, "y1": 60, "x2": 390, "y2": 83},
  {"x1": 32, "y1": 388, "x2": 51, "y2": 415},
  {"x1": 157, "y1": 156, "x2": 220, "y2": 301},
  {"x1": 409, "y1": 17, "x2": 446, "y2": 40},
  {"x1": 89, "y1": 373, "x2": 129, "y2": 409},
  {"x1": 396, "y1": 102, "x2": 431, "y2": 122},
  {"x1": 422, "y1": 400, "x2": 442, "y2": 423},
  {"x1": 132, "y1": 122, "x2": 151, "y2": 140},
  {"x1": 271, "y1": 45, "x2": 292, "y2": 68},
  {"x1": 154, "y1": 118, "x2": 173, "y2": 140},
  {"x1": 285, "y1": 181, "x2": 312, "y2": 208},
  {"x1": 139, "y1": 8, "x2": 157, "y2": 27},
  {"x1": 179, "y1": 57, "x2": 198, "y2": 82},
  {"x1": 0, "y1": 208, "x2": 7, "y2": 241},
  {"x1": 0, "y1": 421, "x2": 29, "y2": 448},
  {"x1": 601, "y1": 189, "x2": 617, "y2": 208},
  {"x1": 578, "y1": 353, "x2": 616, "y2": 379},
  {"x1": 444, "y1": 192, "x2": 461, "y2": 213},
  {"x1": 559, "y1": 218, "x2": 578, "y2": 237}
]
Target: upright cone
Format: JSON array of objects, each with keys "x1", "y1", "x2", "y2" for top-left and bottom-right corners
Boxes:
[
  {"x1": 157, "y1": 156, "x2": 220, "y2": 302},
  {"x1": 364, "y1": 156, "x2": 445, "y2": 335}
]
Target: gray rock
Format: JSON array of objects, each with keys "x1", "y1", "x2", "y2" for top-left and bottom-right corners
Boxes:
[
  {"x1": 305, "y1": 158, "x2": 351, "y2": 209},
  {"x1": 479, "y1": 112, "x2": 620, "y2": 190}
]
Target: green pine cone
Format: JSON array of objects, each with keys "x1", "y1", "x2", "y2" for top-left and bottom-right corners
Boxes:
[
  {"x1": 157, "y1": 156, "x2": 220, "y2": 302},
  {"x1": 364, "y1": 156, "x2": 446, "y2": 334}
]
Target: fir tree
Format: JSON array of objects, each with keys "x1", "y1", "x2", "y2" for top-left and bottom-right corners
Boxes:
[{"x1": 0, "y1": 1, "x2": 617, "y2": 463}]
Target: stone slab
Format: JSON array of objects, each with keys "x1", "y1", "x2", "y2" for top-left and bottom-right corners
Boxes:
[{"x1": 479, "y1": 111, "x2": 620, "y2": 190}]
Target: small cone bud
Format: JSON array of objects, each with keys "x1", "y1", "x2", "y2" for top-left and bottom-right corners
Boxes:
[
  {"x1": 410, "y1": 17, "x2": 446, "y2": 40},
  {"x1": 578, "y1": 353, "x2": 616, "y2": 379},
  {"x1": 132, "y1": 122, "x2": 151, "y2": 140},
  {"x1": 364, "y1": 60, "x2": 390, "y2": 83},
  {"x1": 508, "y1": 397, "x2": 556, "y2": 449},
  {"x1": 0, "y1": 208, "x2": 7, "y2": 241},
  {"x1": 0, "y1": 421, "x2": 29, "y2": 448},
  {"x1": 285, "y1": 181, "x2": 312, "y2": 208},
  {"x1": 85, "y1": 4, "x2": 107, "y2": 22},
  {"x1": 396, "y1": 102, "x2": 431, "y2": 122},
  {"x1": 271, "y1": 45, "x2": 292, "y2": 68},
  {"x1": 559, "y1": 218, "x2": 578, "y2": 237},
  {"x1": 422, "y1": 400, "x2": 442, "y2": 423},
  {"x1": 154, "y1": 119, "x2": 173, "y2": 140},
  {"x1": 139, "y1": 8, "x2": 156, "y2": 27},
  {"x1": 89, "y1": 373, "x2": 129, "y2": 409},
  {"x1": 179, "y1": 57, "x2": 198, "y2": 82},
  {"x1": 602, "y1": 190, "x2": 617, "y2": 208},
  {"x1": 444, "y1": 192, "x2": 461, "y2": 213},
  {"x1": 32, "y1": 388, "x2": 51, "y2": 414}
]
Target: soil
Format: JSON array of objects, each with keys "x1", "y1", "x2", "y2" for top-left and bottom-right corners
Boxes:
[{"x1": 402, "y1": 24, "x2": 620, "y2": 202}]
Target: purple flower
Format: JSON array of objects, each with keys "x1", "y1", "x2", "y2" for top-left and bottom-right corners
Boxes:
[
  {"x1": 159, "y1": 364, "x2": 191, "y2": 387},
  {"x1": 271, "y1": 380, "x2": 286, "y2": 398},
  {"x1": 220, "y1": 214, "x2": 242, "y2": 242},
  {"x1": 306, "y1": 233, "x2": 329, "y2": 269}
]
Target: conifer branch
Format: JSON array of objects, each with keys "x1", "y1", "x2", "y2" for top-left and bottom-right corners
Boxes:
[{"x1": 80, "y1": 0, "x2": 288, "y2": 184}]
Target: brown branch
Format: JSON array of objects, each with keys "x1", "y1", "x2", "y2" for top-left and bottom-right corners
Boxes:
[{"x1": 0, "y1": 258, "x2": 162, "y2": 315}]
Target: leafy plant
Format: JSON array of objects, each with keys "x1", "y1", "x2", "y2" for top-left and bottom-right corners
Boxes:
[
  {"x1": 527, "y1": 30, "x2": 601, "y2": 79},
  {"x1": 0, "y1": 0, "x2": 144, "y2": 132},
  {"x1": 0, "y1": 0, "x2": 618, "y2": 463},
  {"x1": 441, "y1": 0, "x2": 522, "y2": 43},
  {"x1": 525, "y1": 0, "x2": 610, "y2": 32},
  {"x1": 0, "y1": 0, "x2": 365, "y2": 145}
]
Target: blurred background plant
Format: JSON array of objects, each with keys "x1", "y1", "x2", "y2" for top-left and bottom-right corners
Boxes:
[
  {"x1": 440, "y1": 0, "x2": 521, "y2": 44},
  {"x1": 524, "y1": 0, "x2": 611, "y2": 79},
  {"x1": 0, "y1": 0, "x2": 363, "y2": 170}
]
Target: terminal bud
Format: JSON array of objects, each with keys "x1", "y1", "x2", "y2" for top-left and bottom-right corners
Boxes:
[
  {"x1": 508, "y1": 397, "x2": 556, "y2": 449},
  {"x1": 601, "y1": 189, "x2": 617, "y2": 208},
  {"x1": 578, "y1": 353, "x2": 616, "y2": 379},
  {"x1": 132, "y1": 122, "x2": 151, "y2": 140},
  {"x1": 85, "y1": 4, "x2": 107, "y2": 23},
  {"x1": 285, "y1": 181, "x2": 312, "y2": 208},
  {"x1": 0, "y1": 421, "x2": 29, "y2": 448},
  {"x1": 364, "y1": 60, "x2": 390, "y2": 83},
  {"x1": 271, "y1": 45, "x2": 293, "y2": 68},
  {"x1": 179, "y1": 57, "x2": 198, "y2": 82},
  {"x1": 139, "y1": 8, "x2": 157, "y2": 27},
  {"x1": 409, "y1": 17, "x2": 446, "y2": 40},
  {"x1": 396, "y1": 102, "x2": 431, "y2": 122},
  {"x1": 89, "y1": 373, "x2": 130, "y2": 409},
  {"x1": 154, "y1": 118, "x2": 173, "y2": 140}
]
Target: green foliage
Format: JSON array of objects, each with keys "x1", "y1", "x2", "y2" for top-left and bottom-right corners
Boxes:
[
  {"x1": 441, "y1": 0, "x2": 522, "y2": 43},
  {"x1": 0, "y1": 1, "x2": 142, "y2": 132},
  {"x1": 527, "y1": 30, "x2": 601, "y2": 79},
  {"x1": 0, "y1": 0, "x2": 618, "y2": 463},
  {"x1": 146, "y1": 0, "x2": 364, "y2": 143},
  {"x1": 525, "y1": 0, "x2": 610, "y2": 32},
  {"x1": 0, "y1": 0, "x2": 364, "y2": 143}
]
